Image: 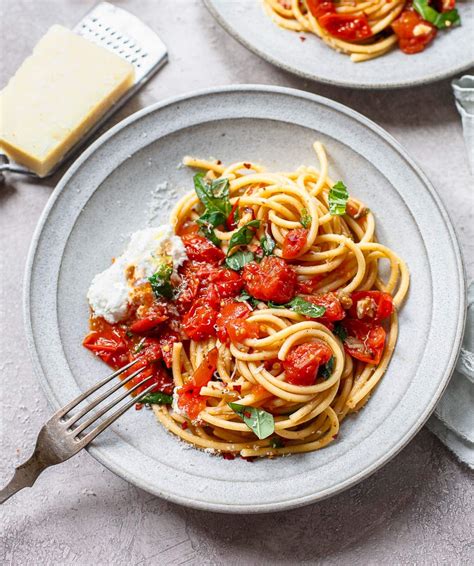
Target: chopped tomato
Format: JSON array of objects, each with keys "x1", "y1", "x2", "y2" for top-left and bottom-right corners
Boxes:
[
  {"x1": 83, "y1": 318, "x2": 130, "y2": 368},
  {"x1": 177, "y1": 348, "x2": 218, "y2": 419},
  {"x1": 306, "y1": 0, "x2": 335, "y2": 19},
  {"x1": 182, "y1": 298, "x2": 219, "y2": 341},
  {"x1": 216, "y1": 301, "x2": 259, "y2": 344},
  {"x1": 283, "y1": 341, "x2": 333, "y2": 386},
  {"x1": 208, "y1": 268, "x2": 244, "y2": 298},
  {"x1": 392, "y1": 9, "x2": 437, "y2": 54},
  {"x1": 131, "y1": 337, "x2": 163, "y2": 364},
  {"x1": 319, "y1": 13, "x2": 373, "y2": 41},
  {"x1": 282, "y1": 228, "x2": 308, "y2": 259},
  {"x1": 242, "y1": 256, "x2": 297, "y2": 304},
  {"x1": 305, "y1": 292, "x2": 345, "y2": 322},
  {"x1": 342, "y1": 319, "x2": 386, "y2": 365},
  {"x1": 182, "y1": 234, "x2": 224, "y2": 264},
  {"x1": 130, "y1": 362, "x2": 174, "y2": 395},
  {"x1": 296, "y1": 275, "x2": 323, "y2": 294},
  {"x1": 129, "y1": 314, "x2": 168, "y2": 334},
  {"x1": 348, "y1": 291, "x2": 394, "y2": 322}
]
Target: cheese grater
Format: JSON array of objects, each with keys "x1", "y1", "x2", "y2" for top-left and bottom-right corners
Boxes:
[{"x1": 0, "y1": 2, "x2": 167, "y2": 179}]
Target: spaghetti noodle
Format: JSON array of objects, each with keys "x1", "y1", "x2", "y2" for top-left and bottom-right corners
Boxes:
[
  {"x1": 84, "y1": 142, "x2": 409, "y2": 459},
  {"x1": 264, "y1": 0, "x2": 461, "y2": 62}
]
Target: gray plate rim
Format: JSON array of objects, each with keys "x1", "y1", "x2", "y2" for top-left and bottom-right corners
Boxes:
[
  {"x1": 24, "y1": 84, "x2": 466, "y2": 512},
  {"x1": 203, "y1": 0, "x2": 474, "y2": 90}
]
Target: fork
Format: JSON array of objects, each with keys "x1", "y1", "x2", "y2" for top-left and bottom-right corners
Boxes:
[{"x1": 0, "y1": 360, "x2": 156, "y2": 504}]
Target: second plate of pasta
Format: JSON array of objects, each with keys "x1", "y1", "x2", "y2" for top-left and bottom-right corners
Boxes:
[{"x1": 204, "y1": 0, "x2": 474, "y2": 88}]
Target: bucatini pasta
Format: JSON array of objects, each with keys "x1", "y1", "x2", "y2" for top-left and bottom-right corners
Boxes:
[{"x1": 84, "y1": 141, "x2": 409, "y2": 459}]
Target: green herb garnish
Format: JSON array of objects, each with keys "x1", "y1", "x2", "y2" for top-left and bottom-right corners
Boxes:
[
  {"x1": 319, "y1": 356, "x2": 334, "y2": 380},
  {"x1": 138, "y1": 392, "x2": 173, "y2": 405},
  {"x1": 228, "y1": 402, "x2": 275, "y2": 439},
  {"x1": 413, "y1": 0, "x2": 460, "y2": 29},
  {"x1": 268, "y1": 297, "x2": 325, "y2": 317},
  {"x1": 227, "y1": 220, "x2": 260, "y2": 253},
  {"x1": 225, "y1": 250, "x2": 255, "y2": 271},
  {"x1": 287, "y1": 297, "x2": 326, "y2": 318},
  {"x1": 333, "y1": 322, "x2": 347, "y2": 341},
  {"x1": 260, "y1": 232, "x2": 276, "y2": 256},
  {"x1": 300, "y1": 208, "x2": 312, "y2": 228},
  {"x1": 193, "y1": 173, "x2": 231, "y2": 244},
  {"x1": 328, "y1": 181, "x2": 349, "y2": 216},
  {"x1": 148, "y1": 263, "x2": 173, "y2": 299}
]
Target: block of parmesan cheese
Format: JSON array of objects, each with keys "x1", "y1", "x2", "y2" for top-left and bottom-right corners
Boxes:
[{"x1": 0, "y1": 25, "x2": 134, "y2": 176}]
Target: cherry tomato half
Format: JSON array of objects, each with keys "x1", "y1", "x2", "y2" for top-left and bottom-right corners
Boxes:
[
  {"x1": 319, "y1": 12, "x2": 373, "y2": 41},
  {"x1": 349, "y1": 290, "x2": 394, "y2": 322},
  {"x1": 243, "y1": 256, "x2": 297, "y2": 304},
  {"x1": 182, "y1": 298, "x2": 219, "y2": 341},
  {"x1": 282, "y1": 228, "x2": 308, "y2": 259},
  {"x1": 392, "y1": 9, "x2": 437, "y2": 54},
  {"x1": 283, "y1": 341, "x2": 333, "y2": 386},
  {"x1": 342, "y1": 319, "x2": 386, "y2": 365},
  {"x1": 216, "y1": 301, "x2": 259, "y2": 344},
  {"x1": 182, "y1": 234, "x2": 224, "y2": 264}
]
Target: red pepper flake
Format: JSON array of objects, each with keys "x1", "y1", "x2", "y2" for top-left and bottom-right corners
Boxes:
[
  {"x1": 244, "y1": 411, "x2": 252, "y2": 419},
  {"x1": 181, "y1": 421, "x2": 188, "y2": 430},
  {"x1": 300, "y1": 35, "x2": 306, "y2": 42},
  {"x1": 332, "y1": 433, "x2": 339, "y2": 439},
  {"x1": 217, "y1": 160, "x2": 222, "y2": 165},
  {"x1": 243, "y1": 162, "x2": 251, "y2": 169},
  {"x1": 242, "y1": 456, "x2": 256, "y2": 463},
  {"x1": 223, "y1": 453, "x2": 236, "y2": 460},
  {"x1": 233, "y1": 384, "x2": 242, "y2": 393},
  {"x1": 135, "y1": 403, "x2": 143, "y2": 411}
]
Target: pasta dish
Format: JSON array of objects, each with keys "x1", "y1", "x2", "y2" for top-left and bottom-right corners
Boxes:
[
  {"x1": 264, "y1": 0, "x2": 461, "y2": 62},
  {"x1": 83, "y1": 142, "x2": 409, "y2": 458}
]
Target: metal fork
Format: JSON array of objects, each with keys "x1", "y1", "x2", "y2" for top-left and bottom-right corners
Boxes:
[{"x1": 0, "y1": 360, "x2": 156, "y2": 504}]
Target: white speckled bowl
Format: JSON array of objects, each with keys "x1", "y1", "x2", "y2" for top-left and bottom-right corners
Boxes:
[
  {"x1": 24, "y1": 86, "x2": 465, "y2": 513},
  {"x1": 205, "y1": 0, "x2": 474, "y2": 89}
]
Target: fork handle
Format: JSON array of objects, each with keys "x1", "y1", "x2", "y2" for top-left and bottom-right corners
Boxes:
[{"x1": 0, "y1": 451, "x2": 49, "y2": 504}]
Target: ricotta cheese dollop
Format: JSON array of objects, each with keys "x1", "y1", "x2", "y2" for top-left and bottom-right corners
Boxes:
[{"x1": 87, "y1": 224, "x2": 187, "y2": 323}]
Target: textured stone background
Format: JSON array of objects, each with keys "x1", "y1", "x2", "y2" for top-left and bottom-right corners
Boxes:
[{"x1": 1, "y1": 1, "x2": 473, "y2": 565}]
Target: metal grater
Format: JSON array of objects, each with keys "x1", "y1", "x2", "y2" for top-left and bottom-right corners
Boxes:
[{"x1": 0, "y1": 2, "x2": 167, "y2": 179}]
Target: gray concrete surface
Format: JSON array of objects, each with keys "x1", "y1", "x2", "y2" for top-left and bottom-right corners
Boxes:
[{"x1": 1, "y1": 1, "x2": 473, "y2": 564}]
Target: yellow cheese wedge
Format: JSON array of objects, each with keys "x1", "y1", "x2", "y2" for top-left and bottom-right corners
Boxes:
[{"x1": 0, "y1": 25, "x2": 134, "y2": 177}]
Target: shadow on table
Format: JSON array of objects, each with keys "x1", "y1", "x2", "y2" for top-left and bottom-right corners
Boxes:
[{"x1": 161, "y1": 429, "x2": 468, "y2": 564}]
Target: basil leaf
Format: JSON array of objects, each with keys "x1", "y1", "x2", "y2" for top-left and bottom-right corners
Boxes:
[
  {"x1": 228, "y1": 402, "x2": 275, "y2": 439},
  {"x1": 193, "y1": 173, "x2": 231, "y2": 217},
  {"x1": 148, "y1": 263, "x2": 173, "y2": 299},
  {"x1": 197, "y1": 208, "x2": 227, "y2": 229},
  {"x1": 329, "y1": 181, "x2": 349, "y2": 216},
  {"x1": 269, "y1": 437, "x2": 284, "y2": 448},
  {"x1": 227, "y1": 220, "x2": 261, "y2": 252},
  {"x1": 300, "y1": 208, "x2": 312, "y2": 228},
  {"x1": 333, "y1": 322, "x2": 347, "y2": 341},
  {"x1": 198, "y1": 223, "x2": 221, "y2": 246},
  {"x1": 288, "y1": 297, "x2": 326, "y2": 318},
  {"x1": 413, "y1": 0, "x2": 460, "y2": 29},
  {"x1": 225, "y1": 250, "x2": 255, "y2": 271},
  {"x1": 261, "y1": 232, "x2": 276, "y2": 256},
  {"x1": 139, "y1": 391, "x2": 173, "y2": 405},
  {"x1": 319, "y1": 356, "x2": 334, "y2": 380}
]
